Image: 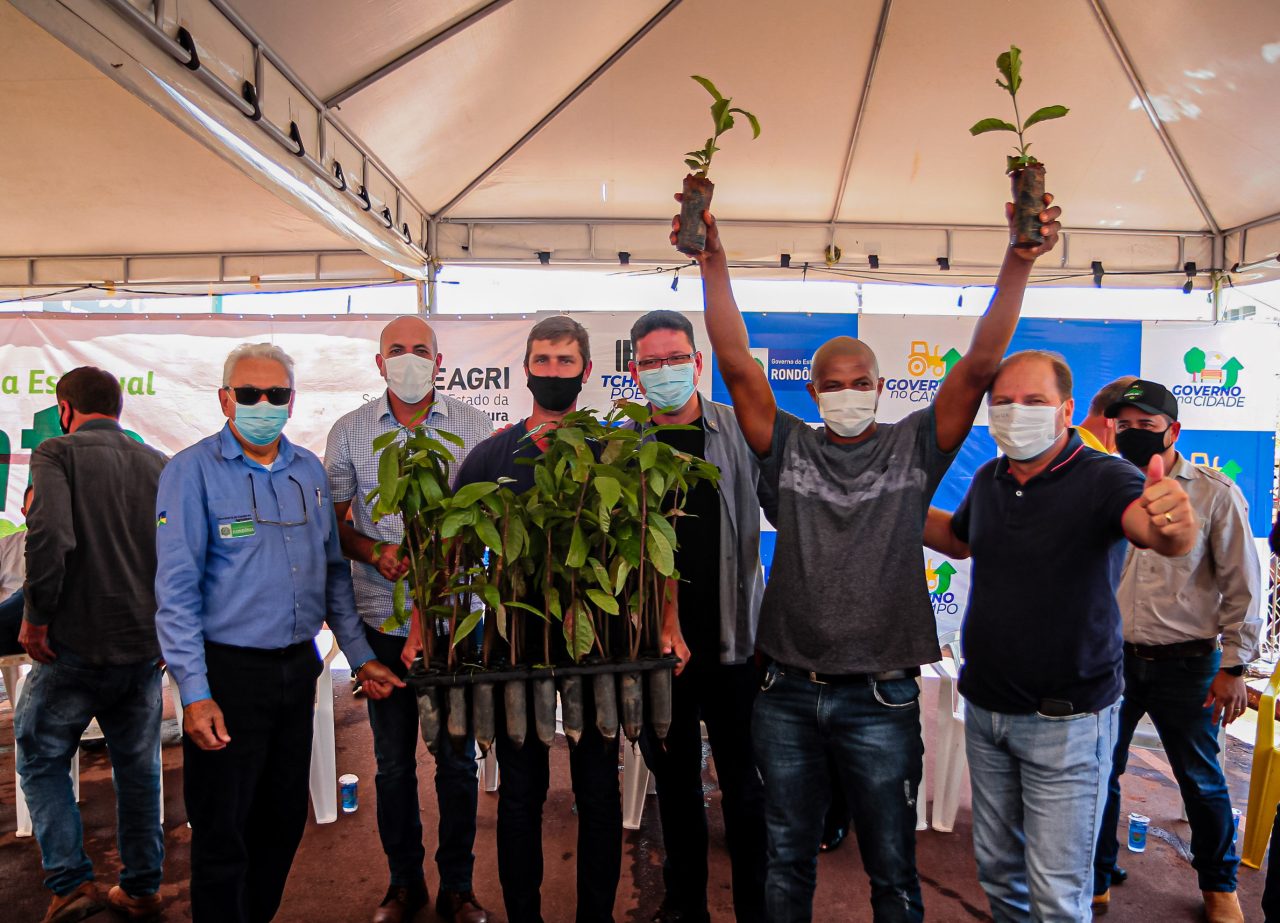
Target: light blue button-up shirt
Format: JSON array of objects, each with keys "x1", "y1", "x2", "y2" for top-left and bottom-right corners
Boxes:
[{"x1": 155, "y1": 424, "x2": 376, "y2": 704}]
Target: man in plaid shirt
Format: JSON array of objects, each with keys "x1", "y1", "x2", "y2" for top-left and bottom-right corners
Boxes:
[{"x1": 326, "y1": 316, "x2": 494, "y2": 923}]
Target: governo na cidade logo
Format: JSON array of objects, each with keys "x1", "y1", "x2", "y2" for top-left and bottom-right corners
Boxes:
[{"x1": 1174, "y1": 346, "x2": 1245, "y2": 408}]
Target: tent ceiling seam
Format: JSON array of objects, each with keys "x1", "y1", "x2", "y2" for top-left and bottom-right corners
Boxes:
[
  {"x1": 1087, "y1": 0, "x2": 1221, "y2": 236},
  {"x1": 324, "y1": 0, "x2": 518, "y2": 108},
  {"x1": 434, "y1": 0, "x2": 685, "y2": 220},
  {"x1": 827, "y1": 0, "x2": 894, "y2": 233}
]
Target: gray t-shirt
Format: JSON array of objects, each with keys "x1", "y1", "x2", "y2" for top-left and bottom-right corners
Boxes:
[{"x1": 756, "y1": 406, "x2": 956, "y2": 673}]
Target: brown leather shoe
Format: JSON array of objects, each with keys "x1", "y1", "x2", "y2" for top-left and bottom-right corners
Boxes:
[
  {"x1": 1203, "y1": 890, "x2": 1244, "y2": 923},
  {"x1": 1091, "y1": 888, "x2": 1110, "y2": 915},
  {"x1": 106, "y1": 885, "x2": 163, "y2": 920},
  {"x1": 41, "y1": 882, "x2": 105, "y2": 923},
  {"x1": 435, "y1": 889, "x2": 489, "y2": 923},
  {"x1": 372, "y1": 885, "x2": 428, "y2": 923}
]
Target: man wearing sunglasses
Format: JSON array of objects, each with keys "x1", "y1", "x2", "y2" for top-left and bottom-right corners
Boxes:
[
  {"x1": 155, "y1": 343, "x2": 403, "y2": 923},
  {"x1": 326, "y1": 316, "x2": 494, "y2": 923}
]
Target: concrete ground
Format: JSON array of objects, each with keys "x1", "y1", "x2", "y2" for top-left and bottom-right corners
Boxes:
[{"x1": 0, "y1": 672, "x2": 1270, "y2": 922}]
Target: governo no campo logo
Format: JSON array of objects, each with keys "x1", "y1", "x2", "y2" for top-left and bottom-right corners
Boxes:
[
  {"x1": 886, "y1": 341, "x2": 963, "y2": 404},
  {"x1": 926, "y1": 558, "x2": 960, "y2": 616},
  {"x1": 1174, "y1": 347, "x2": 1246, "y2": 408}
]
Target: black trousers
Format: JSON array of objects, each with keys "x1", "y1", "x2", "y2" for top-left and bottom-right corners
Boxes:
[
  {"x1": 638, "y1": 660, "x2": 767, "y2": 923},
  {"x1": 183, "y1": 640, "x2": 321, "y2": 923},
  {"x1": 495, "y1": 679, "x2": 622, "y2": 923}
]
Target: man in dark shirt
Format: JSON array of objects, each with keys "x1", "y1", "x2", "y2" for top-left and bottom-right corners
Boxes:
[
  {"x1": 627, "y1": 310, "x2": 767, "y2": 923},
  {"x1": 15, "y1": 367, "x2": 169, "y2": 923},
  {"x1": 925, "y1": 350, "x2": 1197, "y2": 922},
  {"x1": 423, "y1": 316, "x2": 623, "y2": 923}
]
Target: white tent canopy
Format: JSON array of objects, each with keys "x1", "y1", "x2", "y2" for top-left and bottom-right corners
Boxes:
[{"x1": 4, "y1": 0, "x2": 1280, "y2": 298}]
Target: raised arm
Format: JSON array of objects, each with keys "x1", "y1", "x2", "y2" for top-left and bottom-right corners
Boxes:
[
  {"x1": 933, "y1": 196, "x2": 1062, "y2": 453},
  {"x1": 924, "y1": 507, "x2": 971, "y2": 560},
  {"x1": 1121, "y1": 454, "x2": 1197, "y2": 557},
  {"x1": 672, "y1": 207, "x2": 776, "y2": 456}
]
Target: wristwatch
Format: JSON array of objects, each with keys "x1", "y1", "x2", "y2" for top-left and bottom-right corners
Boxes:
[{"x1": 1221, "y1": 664, "x2": 1245, "y2": 677}]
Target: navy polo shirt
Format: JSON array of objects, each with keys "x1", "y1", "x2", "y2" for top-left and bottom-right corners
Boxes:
[{"x1": 952, "y1": 432, "x2": 1145, "y2": 715}]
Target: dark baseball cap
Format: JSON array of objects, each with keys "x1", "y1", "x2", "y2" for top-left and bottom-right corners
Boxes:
[{"x1": 1104, "y1": 379, "x2": 1178, "y2": 421}]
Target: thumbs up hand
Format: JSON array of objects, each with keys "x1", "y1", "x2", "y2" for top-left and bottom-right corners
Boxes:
[{"x1": 1141, "y1": 452, "x2": 1195, "y2": 544}]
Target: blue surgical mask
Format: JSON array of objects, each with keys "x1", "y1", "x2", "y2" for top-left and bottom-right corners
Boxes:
[
  {"x1": 233, "y1": 401, "x2": 289, "y2": 446},
  {"x1": 639, "y1": 363, "x2": 697, "y2": 411}
]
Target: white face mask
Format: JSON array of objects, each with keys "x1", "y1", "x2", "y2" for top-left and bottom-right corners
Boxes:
[
  {"x1": 988, "y1": 402, "x2": 1064, "y2": 461},
  {"x1": 383, "y1": 353, "x2": 437, "y2": 404},
  {"x1": 817, "y1": 388, "x2": 877, "y2": 438}
]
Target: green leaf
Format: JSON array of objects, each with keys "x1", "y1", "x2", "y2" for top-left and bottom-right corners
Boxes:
[
  {"x1": 647, "y1": 511, "x2": 679, "y2": 551},
  {"x1": 996, "y1": 45, "x2": 1022, "y2": 94},
  {"x1": 452, "y1": 481, "x2": 500, "y2": 507},
  {"x1": 451, "y1": 611, "x2": 483, "y2": 648},
  {"x1": 440, "y1": 509, "x2": 475, "y2": 538},
  {"x1": 371, "y1": 429, "x2": 401, "y2": 453},
  {"x1": 505, "y1": 516, "x2": 527, "y2": 561},
  {"x1": 392, "y1": 577, "x2": 407, "y2": 618},
  {"x1": 506, "y1": 600, "x2": 547, "y2": 619},
  {"x1": 690, "y1": 74, "x2": 723, "y2": 101},
  {"x1": 588, "y1": 557, "x2": 611, "y2": 590},
  {"x1": 729, "y1": 107, "x2": 761, "y2": 138},
  {"x1": 475, "y1": 517, "x2": 503, "y2": 554},
  {"x1": 585, "y1": 588, "x2": 620, "y2": 615},
  {"x1": 646, "y1": 527, "x2": 675, "y2": 577},
  {"x1": 547, "y1": 589, "x2": 562, "y2": 622},
  {"x1": 969, "y1": 118, "x2": 1019, "y2": 136},
  {"x1": 564, "y1": 601, "x2": 596, "y2": 661},
  {"x1": 533, "y1": 463, "x2": 556, "y2": 497},
  {"x1": 609, "y1": 557, "x2": 631, "y2": 596},
  {"x1": 594, "y1": 476, "x2": 621, "y2": 511},
  {"x1": 1022, "y1": 105, "x2": 1069, "y2": 130},
  {"x1": 639, "y1": 441, "x2": 659, "y2": 471},
  {"x1": 684, "y1": 158, "x2": 703, "y2": 171},
  {"x1": 710, "y1": 97, "x2": 732, "y2": 133},
  {"x1": 435, "y1": 429, "x2": 465, "y2": 447},
  {"x1": 480, "y1": 583, "x2": 501, "y2": 611},
  {"x1": 567, "y1": 525, "x2": 588, "y2": 568},
  {"x1": 377, "y1": 443, "x2": 401, "y2": 498}
]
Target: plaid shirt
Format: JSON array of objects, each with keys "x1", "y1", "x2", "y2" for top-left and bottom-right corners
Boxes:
[{"x1": 325, "y1": 391, "x2": 494, "y2": 635}]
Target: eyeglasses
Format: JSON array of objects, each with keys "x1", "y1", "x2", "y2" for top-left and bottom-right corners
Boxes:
[
  {"x1": 635, "y1": 353, "x2": 696, "y2": 372},
  {"x1": 226, "y1": 385, "x2": 293, "y2": 406},
  {"x1": 248, "y1": 475, "x2": 310, "y2": 527}
]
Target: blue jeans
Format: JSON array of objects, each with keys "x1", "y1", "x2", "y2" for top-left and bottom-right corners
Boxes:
[
  {"x1": 365, "y1": 626, "x2": 478, "y2": 892},
  {"x1": 1094, "y1": 651, "x2": 1237, "y2": 893},
  {"x1": 752, "y1": 666, "x2": 924, "y2": 923},
  {"x1": 14, "y1": 651, "x2": 164, "y2": 897},
  {"x1": 966, "y1": 700, "x2": 1119, "y2": 923}
]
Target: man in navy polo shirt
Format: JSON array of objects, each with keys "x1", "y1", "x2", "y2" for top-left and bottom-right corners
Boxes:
[{"x1": 925, "y1": 350, "x2": 1197, "y2": 922}]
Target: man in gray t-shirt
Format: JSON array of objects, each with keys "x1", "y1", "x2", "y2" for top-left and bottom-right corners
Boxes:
[{"x1": 674, "y1": 192, "x2": 1063, "y2": 922}]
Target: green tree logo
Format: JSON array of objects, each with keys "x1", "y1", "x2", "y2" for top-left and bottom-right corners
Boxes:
[{"x1": 1183, "y1": 346, "x2": 1206, "y2": 382}]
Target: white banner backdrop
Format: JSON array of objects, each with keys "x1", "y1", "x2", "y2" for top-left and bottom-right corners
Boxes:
[
  {"x1": 858, "y1": 315, "x2": 983, "y2": 424},
  {"x1": 1139, "y1": 321, "x2": 1280, "y2": 431},
  {"x1": 0, "y1": 315, "x2": 531, "y2": 525},
  {"x1": 566, "y1": 311, "x2": 712, "y2": 413}
]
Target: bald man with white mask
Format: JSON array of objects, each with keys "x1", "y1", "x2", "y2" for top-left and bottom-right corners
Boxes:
[
  {"x1": 325, "y1": 316, "x2": 494, "y2": 923},
  {"x1": 676, "y1": 192, "x2": 1062, "y2": 922}
]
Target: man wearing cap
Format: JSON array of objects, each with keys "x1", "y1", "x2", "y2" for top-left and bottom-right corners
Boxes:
[{"x1": 1092, "y1": 379, "x2": 1260, "y2": 923}]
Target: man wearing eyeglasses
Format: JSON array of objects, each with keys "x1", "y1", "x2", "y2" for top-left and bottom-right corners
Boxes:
[
  {"x1": 326, "y1": 316, "x2": 494, "y2": 923},
  {"x1": 155, "y1": 343, "x2": 404, "y2": 923},
  {"x1": 627, "y1": 310, "x2": 767, "y2": 923}
]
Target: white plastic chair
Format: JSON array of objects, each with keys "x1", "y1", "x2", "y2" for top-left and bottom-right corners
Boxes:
[
  {"x1": 10, "y1": 657, "x2": 174, "y2": 837},
  {"x1": 914, "y1": 670, "x2": 931, "y2": 832},
  {"x1": 932, "y1": 631, "x2": 968, "y2": 833},
  {"x1": 169, "y1": 631, "x2": 337, "y2": 824},
  {"x1": 309, "y1": 629, "x2": 340, "y2": 824}
]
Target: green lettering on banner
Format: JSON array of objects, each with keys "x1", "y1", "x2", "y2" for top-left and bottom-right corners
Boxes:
[
  {"x1": 22, "y1": 406, "x2": 62, "y2": 455},
  {"x1": 0, "y1": 429, "x2": 9, "y2": 512},
  {"x1": 2, "y1": 376, "x2": 17, "y2": 394}
]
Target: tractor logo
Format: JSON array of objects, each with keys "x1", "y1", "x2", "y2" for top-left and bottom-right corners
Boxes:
[
  {"x1": 1172, "y1": 346, "x2": 1246, "y2": 409},
  {"x1": 1188, "y1": 452, "x2": 1243, "y2": 482},
  {"x1": 907, "y1": 341, "x2": 963, "y2": 378},
  {"x1": 888, "y1": 343, "x2": 962, "y2": 404}
]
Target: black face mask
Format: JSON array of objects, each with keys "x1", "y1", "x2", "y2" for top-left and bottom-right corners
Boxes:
[
  {"x1": 58, "y1": 405, "x2": 72, "y2": 435},
  {"x1": 527, "y1": 373, "x2": 583, "y2": 412},
  {"x1": 1115, "y1": 427, "x2": 1170, "y2": 467}
]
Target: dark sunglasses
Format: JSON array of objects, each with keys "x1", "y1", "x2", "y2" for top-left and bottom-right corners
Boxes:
[{"x1": 226, "y1": 385, "x2": 293, "y2": 406}]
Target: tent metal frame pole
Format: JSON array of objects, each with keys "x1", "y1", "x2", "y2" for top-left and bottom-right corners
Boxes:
[
  {"x1": 325, "y1": 0, "x2": 517, "y2": 107},
  {"x1": 827, "y1": 0, "x2": 893, "y2": 234},
  {"x1": 435, "y1": 0, "x2": 685, "y2": 219},
  {"x1": 1087, "y1": 0, "x2": 1221, "y2": 236},
  {"x1": 1224, "y1": 211, "x2": 1280, "y2": 235},
  {"x1": 437, "y1": 215, "x2": 1210, "y2": 239}
]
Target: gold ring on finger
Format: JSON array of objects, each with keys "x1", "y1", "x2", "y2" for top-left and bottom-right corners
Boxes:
[{"x1": 1164, "y1": 512, "x2": 1174, "y2": 523}]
